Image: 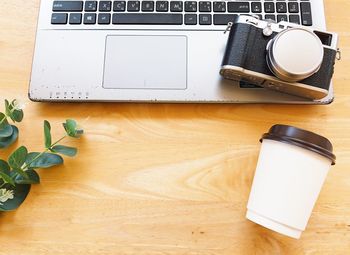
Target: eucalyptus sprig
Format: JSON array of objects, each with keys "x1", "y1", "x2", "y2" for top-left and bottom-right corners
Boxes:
[
  {"x1": 0, "y1": 99, "x2": 24, "y2": 148},
  {"x1": 0, "y1": 99, "x2": 83, "y2": 211}
]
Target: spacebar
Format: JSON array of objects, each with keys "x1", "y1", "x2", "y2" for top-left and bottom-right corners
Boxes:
[{"x1": 112, "y1": 14, "x2": 183, "y2": 25}]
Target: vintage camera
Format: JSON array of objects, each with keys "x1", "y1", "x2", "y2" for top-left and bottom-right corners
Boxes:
[{"x1": 220, "y1": 15, "x2": 340, "y2": 100}]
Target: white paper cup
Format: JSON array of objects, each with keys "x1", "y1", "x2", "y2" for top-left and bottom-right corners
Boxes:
[{"x1": 246, "y1": 125, "x2": 336, "y2": 239}]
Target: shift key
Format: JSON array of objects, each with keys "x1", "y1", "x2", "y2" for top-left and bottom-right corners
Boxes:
[{"x1": 53, "y1": 1, "x2": 83, "y2": 12}]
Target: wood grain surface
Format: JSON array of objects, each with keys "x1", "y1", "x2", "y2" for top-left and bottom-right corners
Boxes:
[{"x1": 0, "y1": 1, "x2": 349, "y2": 254}]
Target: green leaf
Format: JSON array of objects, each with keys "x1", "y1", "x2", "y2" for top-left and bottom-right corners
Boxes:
[
  {"x1": 12, "y1": 109, "x2": 24, "y2": 122},
  {"x1": 14, "y1": 169, "x2": 40, "y2": 185},
  {"x1": 0, "y1": 124, "x2": 13, "y2": 138},
  {"x1": 0, "y1": 112, "x2": 9, "y2": 129},
  {"x1": 8, "y1": 146, "x2": 28, "y2": 169},
  {"x1": 26, "y1": 152, "x2": 63, "y2": 168},
  {"x1": 44, "y1": 120, "x2": 52, "y2": 148},
  {"x1": 4, "y1": 100, "x2": 10, "y2": 117},
  {"x1": 63, "y1": 119, "x2": 83, "y2": 138},
  {"x1": 25, "y1": 152, "x2": 39, "y2": 164},
  {"x1": 52, "y1": 145, "x2": 77, "y2": 157},
  {"x1": 63, "y1": 119, "x2": 77, "y2": 137},
  {"x1": 0, "y1": 160, "x2": 12, "y2": 182},
  {"x1": 0, "y1": 183, "x2": 31, "y2": 211},
  {"x1": 5, "y1": 100, "x2": 24, "y2": 123},
  {"x1": 12, "y1": 168, "x2": 29, "y2": 179},
  {"x1": 0, "y1": 160, "x2": 10, "y2": 172},
  {"x1": 0, "y1": 125, "x2": 18, "y2": 149},
  {"x1": 0, "y1": 160, "x2": 14, "y2": 186},
  {"x1": 0, "y1": 171, "x2": 15, "y2": 186}
]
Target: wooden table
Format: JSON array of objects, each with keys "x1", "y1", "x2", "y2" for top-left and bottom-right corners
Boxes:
[{"x1": 0, "y1": 1, "x2": 349, "y2": 254}]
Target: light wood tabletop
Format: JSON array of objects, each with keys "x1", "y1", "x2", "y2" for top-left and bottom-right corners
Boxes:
[{"x1": 0, "y1": 1, "x2": 349, "y2": 254}]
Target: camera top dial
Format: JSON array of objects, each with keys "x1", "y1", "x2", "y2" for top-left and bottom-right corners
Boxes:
[{"x1": 266, "y1": 28, "x2": 324, "y2": 82}]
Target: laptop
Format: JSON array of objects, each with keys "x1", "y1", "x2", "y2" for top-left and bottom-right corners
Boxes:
[{"x1": 29, "y1": 0, "x2": 332, "y2": 104}]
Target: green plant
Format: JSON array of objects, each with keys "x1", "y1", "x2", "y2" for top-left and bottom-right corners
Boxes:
[
  {"x1": 0, "y1": 100, "x2": 83, "y2": 211},
  {"x1": 0, "y1": 100, "x2": 23, "y2": 149}
]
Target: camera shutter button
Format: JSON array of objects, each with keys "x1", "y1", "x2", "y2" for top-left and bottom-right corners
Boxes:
[
  {"x1": 263, "y1": 23, "x2": 274, "y2": 37},
  {"x1": 266, "y1": 28, "x2": 324, "y2": 82}
]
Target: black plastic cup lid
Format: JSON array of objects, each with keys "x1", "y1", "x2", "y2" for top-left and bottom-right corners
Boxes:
[{"x1": 260, "y1": 124, "x2": 336, "y2": 165}]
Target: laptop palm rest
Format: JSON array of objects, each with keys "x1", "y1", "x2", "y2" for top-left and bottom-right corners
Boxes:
[{"x1": 103, "y1": 35, "x2": 188, "y2": 90}]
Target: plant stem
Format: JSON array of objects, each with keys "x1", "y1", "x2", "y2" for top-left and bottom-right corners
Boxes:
[
  {"x1": 22, "y1": 135, "x2": 67, "y2": 171},
  {"x1": 0, "y1": 116, "x2": 6, "y2": 126},
  {"x1": 0, "y1": 102, "x2": 17, "y2": 126},
  {"x1": 0, "y1": 113, "x2": 10, "y2": 126}
]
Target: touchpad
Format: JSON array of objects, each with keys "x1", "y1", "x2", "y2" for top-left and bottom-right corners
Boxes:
[{"x1": 103, "y1": 35, "x2": 187, "y2": 89}]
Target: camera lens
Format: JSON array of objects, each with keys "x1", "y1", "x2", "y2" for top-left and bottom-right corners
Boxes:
[{"x1": 266, "y1": 28, "x2": 324, "y2": 82}]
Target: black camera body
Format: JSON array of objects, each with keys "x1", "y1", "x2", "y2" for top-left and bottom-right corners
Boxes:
[{"x1": 221, "y1": 15, "x2": 339, "y2": 100}]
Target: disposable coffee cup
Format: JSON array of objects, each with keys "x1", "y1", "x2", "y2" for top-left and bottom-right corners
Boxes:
[{"x1": 246, "y1": 124, "x2": 336, "y2": 239}]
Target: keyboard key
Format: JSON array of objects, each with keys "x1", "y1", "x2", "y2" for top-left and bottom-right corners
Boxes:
[
  {"x1": 85, "y1": 1, "x2": 97, "y2": 11},
  {"x1": 127, "y1": 1, "x2": 140, "y2": 11},
  {"x1": 288, "y1": 2, "x2": 299, "y2": 13},
  {"x1": 277, "y1": 14, "x2": 287, "y2": 22},
  {"x1": 213, "y1": 14, "x2": 237, "y2": 25},
  {"x1": 112, "y1": 13, "x2": 183, "y2": 24},
  {"x1": 156, "y1": 1, "x2": 168, "y2": 12},
  {"x1": 228, "y1": 2, "x2": 249, "y2": 13},
  {"x1": 213, "y1": 2, "x2": 225, "y2": 13},
  {"x1": 142, "y1": 1, "x2": 154, "y2": 11},
  {"x1": 84, "y1": 13, "x2": 96, "y2": 24},
  {"x1": 276, "y1": 2, "x2": 287, "y2": 13},
  {"x1": 199, "y1": 2, "x2": 211, "y2": 12},
  {"x1": 301, "y1": 2, "x2": 313, "y2": 26},
  {"x1": 99, "y1": 1, "x2": 112, "y2": 11},
  {"x1": 69, "y1": 13, "x2": 82, "y2": 24},
  {"x1": 185, "y1": 14, "x2": 197, "y2": 25},
  {"x1": 289, "y1": 15, "x2": 300, "y2": 24},
  {"x1": 113, "y1": 1, "x2": 126, "y2": 11},
  {"x1": 264, "y1": 2, "x2": 274, "y2": 13},
  {"x1": 53, "y1": 1, "x2": 83, "y2": 12},
  {"x1": 170, "y1": 1, "x2": 183, "y2": 12},
  {"x1": 51, "y1": 13, "x2": 68, "y2": 24},
  {"x1": 265, "y1": 14, "x2": 276, "y2": 21},
  {"x1": 185, "y1": 1, "x2": 197, "y2": 12},
  {"x1": 251, "y1": 2, "x2": 262, "y2": 13},
  {"x1": 98, "y1": 13, "x2": 111, "y2": 24},
  {"x1": 199, "y1": 14, "x2": 211, "y2": 25}
]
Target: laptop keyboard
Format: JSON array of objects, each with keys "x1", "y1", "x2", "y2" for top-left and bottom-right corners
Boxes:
[{"x1": 51, "y1": 0, "x2": 313, "y2": 26}]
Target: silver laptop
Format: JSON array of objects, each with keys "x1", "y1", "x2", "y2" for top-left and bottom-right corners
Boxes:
[{"x1": 29, "y1": 0, "x2": 332, "y2": 104}]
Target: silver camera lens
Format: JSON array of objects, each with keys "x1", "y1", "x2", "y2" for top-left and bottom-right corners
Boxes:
[{"x1": 266, "y1": 28, "x2": 324, "y2": 82}]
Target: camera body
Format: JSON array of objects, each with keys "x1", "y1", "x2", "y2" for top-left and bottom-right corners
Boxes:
[{"x1": 220, "y1": 15, "x2": 339, "y2": 100}]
